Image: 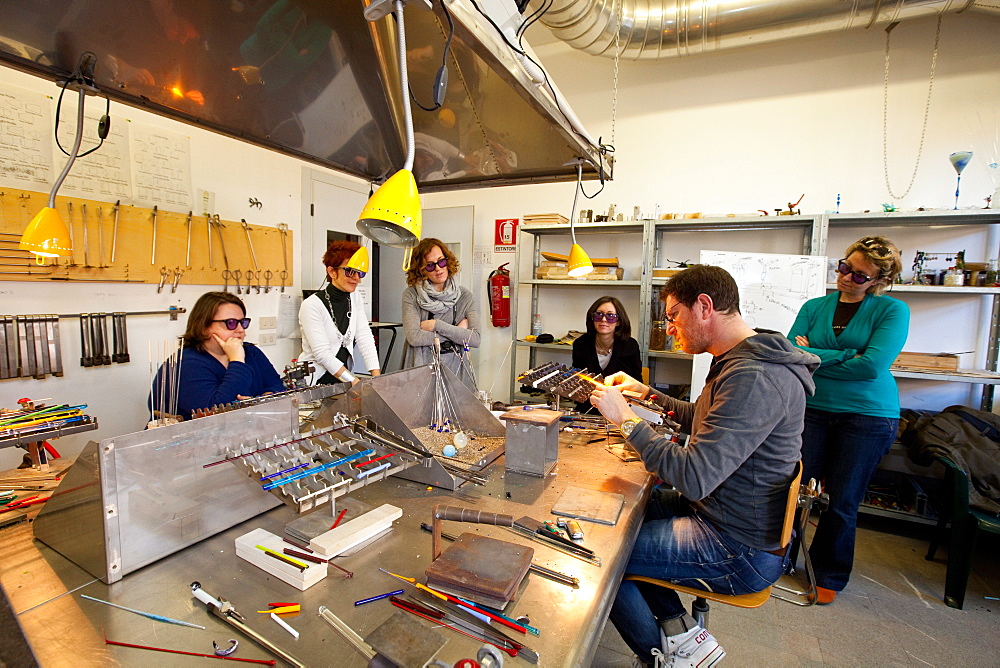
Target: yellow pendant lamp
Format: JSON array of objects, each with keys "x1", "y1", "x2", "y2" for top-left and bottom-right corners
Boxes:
[
  {"x1": 20, "y1": 206, "x2": 72, "y2": 260},
  {"x1": 21, "y1": 56, "x2": 104, "y2": 261},
  {"x1": 356, "y1": 0, "x2": 424, "y2": 270},
  {"x1": 566, "y1": 160, "x2": 594, "y2": 277}
]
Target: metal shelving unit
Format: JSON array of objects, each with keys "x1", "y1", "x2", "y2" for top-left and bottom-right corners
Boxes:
[
  {"x1": 510, "y1": 220, "x2": 651, "y2": 399},
  {"x1": 826, "y1": 211, "x2": 1000, "y2": 411},
  {"x1": 509, "y1": 211, "x2": 1000, "y2": 414}
]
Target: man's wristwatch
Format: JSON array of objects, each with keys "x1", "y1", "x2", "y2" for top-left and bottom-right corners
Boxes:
[{"x1": 619, "y1": 418, "x2": 643, "y2": 439}]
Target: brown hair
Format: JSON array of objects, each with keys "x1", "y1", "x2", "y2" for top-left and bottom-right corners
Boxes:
[
  {"x1": 585, "y1": 296, "x2": 632, "y2": 341},
  {"x1": 405, "y1": 238, "x2": 459, "y2": 287},
  {"x1": 322, "y1": 240, "x2": 361, "y2": 269},
  {"x1": 843, "y1": 235, "x2": 902, "y2": 296},
  {"x1": 184, "y1": 292, "x2": 246, "y2": 351},
  {"x1": 661, "y1": 265, "x2": 741, "y2": 315}
]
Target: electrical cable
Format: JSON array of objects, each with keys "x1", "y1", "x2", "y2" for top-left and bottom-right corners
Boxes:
[
  {"x1": 409, "y1": 0, "x2": 455, "y2": 112},
  {"x1": 53, "y1": 78, "x2": 110, "y2": 159}
]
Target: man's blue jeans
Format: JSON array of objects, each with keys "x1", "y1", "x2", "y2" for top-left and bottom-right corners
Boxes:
[
  {"x1": 801, "y1": 408, "x2": 898, "y2": 591},
  {"x1": 609, "y1": 489, "x2": 785, "y2": 664}
]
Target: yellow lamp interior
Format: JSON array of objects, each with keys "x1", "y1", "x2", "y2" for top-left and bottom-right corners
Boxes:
[
  {"x1": 20, "y1": 206, "x2": 73, "y2": 259},
  {"x1": 357, "y1": 169, "x2": 422, "y2": 248}
]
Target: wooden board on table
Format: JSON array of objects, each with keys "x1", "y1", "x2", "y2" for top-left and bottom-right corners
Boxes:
[{"x1": 540, "y1": 250, "x2": 619, "y2": 266}]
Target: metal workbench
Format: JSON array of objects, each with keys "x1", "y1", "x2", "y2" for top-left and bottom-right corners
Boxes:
[{"x1": 1, "y1": 431, "x2": 653, "y2": 667}]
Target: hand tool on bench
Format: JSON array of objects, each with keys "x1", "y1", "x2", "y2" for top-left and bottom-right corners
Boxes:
[{"x1": 190, "y1": 582, "x2": 306, "y2": 668}]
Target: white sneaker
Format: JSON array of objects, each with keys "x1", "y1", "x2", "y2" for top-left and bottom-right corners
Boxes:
[{"x1": 659, "y1": 625, "x2": 726, "y2": 667}]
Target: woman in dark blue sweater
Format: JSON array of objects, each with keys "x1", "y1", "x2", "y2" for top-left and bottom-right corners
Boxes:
[{"x1": 150, "y1": 292, "x2": 284, "y2": 421}]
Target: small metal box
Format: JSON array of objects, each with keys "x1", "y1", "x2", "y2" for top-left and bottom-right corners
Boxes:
[{"x1": 501, "y1": 408, "x2": 561, "y2": 477}]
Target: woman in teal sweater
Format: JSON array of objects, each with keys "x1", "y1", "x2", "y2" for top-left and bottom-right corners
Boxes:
[{"x1": 788, "y1": 236, "x2": 908, "y2": 604}]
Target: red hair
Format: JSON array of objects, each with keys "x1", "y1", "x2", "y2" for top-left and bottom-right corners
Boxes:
[{"x1": 322, "y1": 240, "x2": 361, "y2": 269}]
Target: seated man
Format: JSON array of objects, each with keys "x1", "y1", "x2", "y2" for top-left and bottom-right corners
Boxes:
[{"x1": 590, "y1": 265, "x2": 819, "y2": 667}]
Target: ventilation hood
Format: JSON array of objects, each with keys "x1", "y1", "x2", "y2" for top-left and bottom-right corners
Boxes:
[
  {"x1": 533, "y1": 0, "x2": 994, "y2": 59},
  {"x1": 0, "y1": 0, "x2": 609, "y2": 191}
]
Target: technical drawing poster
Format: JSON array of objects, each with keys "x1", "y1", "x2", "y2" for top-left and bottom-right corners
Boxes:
[
  {"x1": 129, "y1": 123, "x2": 192, "y2": 211},
  {"x1": 690, "y1": 250, "x2": 827, "y2": 400},
  {"x1": 0, "y1": 82, "x2": 53, "y2": 191},
  {"x1": 57, "y1": 103, "x2": 132, "y2": 201}
]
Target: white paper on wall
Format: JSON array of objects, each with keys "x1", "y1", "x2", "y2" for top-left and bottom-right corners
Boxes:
[
  {"x1": 690, "y1": 250, "x2": 828, "y2": 400},
  {"x1": 129, "y1": 123, "x2": 193, "y2": 211},
  {"x1": 57, "y1": 100, "x2": 132, "y2": 201},
  {"x1": 0, "y1": 81, "x2": 53, "y2": 191}
]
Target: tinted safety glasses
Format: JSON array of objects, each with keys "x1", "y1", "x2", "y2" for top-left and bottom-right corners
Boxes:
[{"x1": 212, "y1": 318, "x2": 251, "y2": 330}]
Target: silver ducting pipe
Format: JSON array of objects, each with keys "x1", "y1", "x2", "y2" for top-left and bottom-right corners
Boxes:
[{"x1": 532, "y1": 0, "x2": 980, "y2": 59}]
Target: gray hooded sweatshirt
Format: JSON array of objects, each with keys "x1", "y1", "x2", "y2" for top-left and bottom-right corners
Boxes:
[{"x1": 628, "y1": 329, "x2": 819, "y2": 550}]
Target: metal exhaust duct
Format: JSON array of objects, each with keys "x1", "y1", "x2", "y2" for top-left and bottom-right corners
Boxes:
[{"x1": 532, "y1": 0, "x2": 984, "y2": 59}]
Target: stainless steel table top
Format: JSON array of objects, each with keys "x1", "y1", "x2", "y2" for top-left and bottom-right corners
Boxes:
[{"x1": 1, "y1": 433, "x2": 652, "y2": 667}]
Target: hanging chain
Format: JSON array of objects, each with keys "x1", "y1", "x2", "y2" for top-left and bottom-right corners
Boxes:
[
  {"x1": 610, "y1": 0, "x2": 622, "y2": 150},
  {"x1": 882, "y1": 16, "x2": 942, "y2": 201}
]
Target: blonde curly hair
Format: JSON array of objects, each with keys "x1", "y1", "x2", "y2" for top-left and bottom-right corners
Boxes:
[{"x1": 843, "y1": 236, "x2": 902, "y2": 296}]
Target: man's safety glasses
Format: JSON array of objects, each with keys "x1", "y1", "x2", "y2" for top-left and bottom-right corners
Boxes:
[
  {"x1": 837, "y1": 260, "x2": 876, "y2": 285},
  {"x1": 212, "y1": 318, "x2": 251, "y2": 330},
  {"x1": 424, "y1": 258, "x2": 449, "y2": 273},
  {"x1": 592, "y1": 312, "x2": 620, "y2": 323}
]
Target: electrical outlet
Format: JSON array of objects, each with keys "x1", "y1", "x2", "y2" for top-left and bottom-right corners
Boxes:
[
  {"x1": 259, "y1": 333, "x2": 276, "y2": 346},
  {"x1": 259, "y1": 316, "x2": 277, "y2": 330}
]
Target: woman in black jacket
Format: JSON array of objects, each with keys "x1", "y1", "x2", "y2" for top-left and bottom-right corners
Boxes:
[{"x1": 572, "y1": 296, "x2": 642, "y2": 413}]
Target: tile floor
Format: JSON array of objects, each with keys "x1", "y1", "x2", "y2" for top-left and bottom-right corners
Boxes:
[{"x1": 592, "y1": 515, "x2": 999, "y2": 667}]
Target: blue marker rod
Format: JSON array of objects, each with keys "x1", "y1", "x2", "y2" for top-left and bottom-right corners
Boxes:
[
  {"x1": 261, "y1": 462, "x2": 311, "y2": 481},
  {"x1": 354, "y1": 589, "x2": 405, "y2": 606},
  {"x1": 262, "y1": 449, "x2": 374, "y2": 490}
]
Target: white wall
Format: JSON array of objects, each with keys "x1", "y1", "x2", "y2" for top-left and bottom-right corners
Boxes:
[
  {"x1": 423, "y1": 13, "x2": 1000, "y2": 409},
  {"x1": 0, "y1": 66, "x2": 368, "y2": 469}
]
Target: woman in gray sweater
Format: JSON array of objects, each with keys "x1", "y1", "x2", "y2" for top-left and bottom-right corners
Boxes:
[{"x1": 401, "y1": 238, "x2": 480, "y2": 388}]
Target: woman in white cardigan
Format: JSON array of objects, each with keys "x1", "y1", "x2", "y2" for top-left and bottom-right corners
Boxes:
[{"x1": 298, "y1": 240, "x2": 380, "y2": 385}]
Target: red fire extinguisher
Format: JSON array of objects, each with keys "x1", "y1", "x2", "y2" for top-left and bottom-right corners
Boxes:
[{"x1": 488, "y1": 263, "x2": 511, "y2": 327}]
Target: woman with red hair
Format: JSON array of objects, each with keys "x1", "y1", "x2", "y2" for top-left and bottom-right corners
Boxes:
[{"x1": 298, "y1": 240, "x2": 381, "y2": 385}]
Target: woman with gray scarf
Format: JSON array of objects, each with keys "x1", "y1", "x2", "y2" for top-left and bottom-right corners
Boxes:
[{"x1": 401, "y1": 238, "x2": 480, "y2": 388}]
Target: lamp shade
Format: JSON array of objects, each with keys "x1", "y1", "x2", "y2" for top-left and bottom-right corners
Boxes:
[
  {"x1": 567, "y1": 243, "x2": 594, "y2": 277},
  {"x1": 20, "y1": 206, "x2": 73, "y2": 258},
  {"x1": 345, "y1": 246, "x2": 370, "y2": 274},
  {"x1": 357, "y1": 169, "x2": 422, "y2": 248}
]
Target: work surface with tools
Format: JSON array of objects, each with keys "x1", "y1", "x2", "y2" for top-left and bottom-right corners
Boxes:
[{"x1": 1, "y1": 430, "x2": 654, "y2": 667}]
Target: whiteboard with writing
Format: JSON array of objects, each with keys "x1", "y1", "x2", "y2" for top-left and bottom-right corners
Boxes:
[{"x1": 690, "y1": 250, "x2": 827, "y2": 399}]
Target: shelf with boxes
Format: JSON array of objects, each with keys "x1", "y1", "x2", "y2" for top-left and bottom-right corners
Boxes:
[
  {"x1": 510, "y1": 219, "x2": 651, "y2": 400},
  {"x1": 826, "y1": 210, "x2": 1000, "y2": 410}
]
